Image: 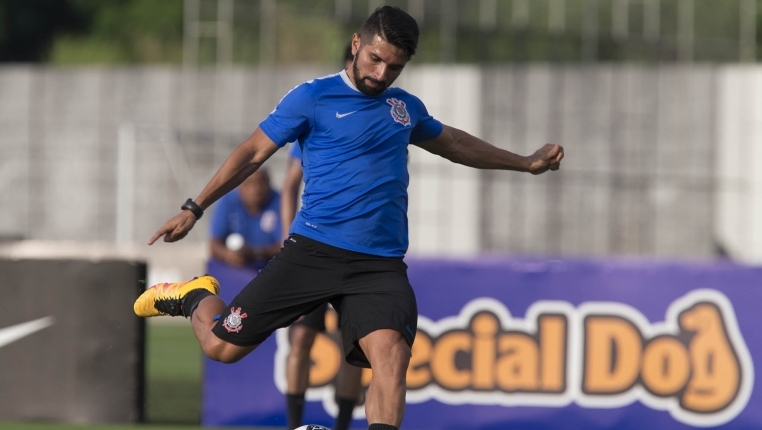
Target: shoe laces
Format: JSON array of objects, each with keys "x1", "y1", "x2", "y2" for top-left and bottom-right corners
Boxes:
[
  {"x1": 154, "y1": 298, "x2": 183, "y2": 317},
  {"x1": 152, "y1": 282, "x2": 185, "y2": 317}
]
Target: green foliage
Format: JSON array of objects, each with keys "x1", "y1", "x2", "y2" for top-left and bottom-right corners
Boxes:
[
  {"x1": 1, "y1": 0, "x2": 760, "y2": 65},
  {"x1": 0, "y1": 0, "x2": 88, "y2": 62},
  {"x1": 276, "y1": 9, "x2": 345, "y2": 64},
  {"x1": 49, "y1": 36, "x2": 130, "y2": 65},
  {"x1": 1, "y1": 0, "x2": 184, "y2": 64},
  {"x1": 67, "y1": 0, "x2": 184, "y2": 64}
]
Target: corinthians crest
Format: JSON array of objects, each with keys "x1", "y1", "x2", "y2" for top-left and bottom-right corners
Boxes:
[
  {"x1": 223, "y1": 307, "x2": 248, "y2": 333},
  {"x1": 387, "y1": 98, "x2": 411, "y2": 126}
]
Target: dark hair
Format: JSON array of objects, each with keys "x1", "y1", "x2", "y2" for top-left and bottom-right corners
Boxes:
[
  {"x1": 343, "y1": 42, "x2": 353, "y2": 63},
  {"x1": 360, "y1": 6, "x2": 419, "y2": 58}
]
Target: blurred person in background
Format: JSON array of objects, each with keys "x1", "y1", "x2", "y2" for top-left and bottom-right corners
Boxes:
[
  {"x1": 281, "y1": 44, "x2": 364, "y2": 430},
  {"x1": 209, "y1": 168, "x2": 282, "y2": 270},
  {"x1": 136, "y1": 6, "x2": 563, "y2": 430}
]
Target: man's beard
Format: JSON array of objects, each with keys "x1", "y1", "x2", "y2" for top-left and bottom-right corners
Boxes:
[{"x1": 352, "y1": 58, "x2": 388, "y2": 97}]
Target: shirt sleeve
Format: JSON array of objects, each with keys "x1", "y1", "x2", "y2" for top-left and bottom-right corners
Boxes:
[
  {"x1": 209, "y1": 193, "x2": 232, "y2": 240},
  {"x1": 259, "y1": 83, "x2": 314, "y2": 147},
  {"x1": 409, "y1": 98, "x2": 444, "y2": 144}
]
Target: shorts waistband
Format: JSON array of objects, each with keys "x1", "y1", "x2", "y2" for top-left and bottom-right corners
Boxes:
[{"x1": 289, "y1": 234, "x2": 399, "y2": 260}]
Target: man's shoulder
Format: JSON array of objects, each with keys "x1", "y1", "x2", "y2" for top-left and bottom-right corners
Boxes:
[
  {"x1": 386, "y1": 87, "x2": 423, "y2": 104},
  {"x1": 290, "y1": 72, "x2": 344, "y2": 97}
]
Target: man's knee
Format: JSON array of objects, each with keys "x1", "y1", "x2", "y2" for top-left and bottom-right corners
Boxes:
[
  {"x1": 384, "y1": 339, "x2": 411, "y2": 373},
  {"x1": 201, "y1": 335, "x2": 255, "y2": 364},
  {"x1": 360, "y1": 329, "x2": 411, "y2": 372}
]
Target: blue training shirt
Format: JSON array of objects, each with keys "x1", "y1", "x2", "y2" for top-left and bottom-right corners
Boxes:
[{"x1": 260, "y1": 70, "x2": 443, "y2": 257}]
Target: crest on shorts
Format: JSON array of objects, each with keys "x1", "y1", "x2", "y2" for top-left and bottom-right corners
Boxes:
[
  {"x1": 387, "y1": 98, "x2": 411, "y2": 126},
  {"x1": 223, "y1": 307, "x2": 248, "y2": 333}
]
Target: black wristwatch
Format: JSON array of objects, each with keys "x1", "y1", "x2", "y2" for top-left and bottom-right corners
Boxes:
[{"x1": 181, "y1": 198, "x2": 204, "y2": 220}]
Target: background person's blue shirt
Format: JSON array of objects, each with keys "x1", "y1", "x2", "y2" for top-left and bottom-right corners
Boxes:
[
  {"x1": 209, "y1": 188, "x2": 282, "y2": 269},
  {"x1": 259, "y1": 70, "x2": 443, "y2": 257},
  {"x1": 288, "y1": 140, "x2": 302, "y2": 160}
]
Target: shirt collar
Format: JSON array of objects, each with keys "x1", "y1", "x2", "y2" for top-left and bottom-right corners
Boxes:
[
  {"x1": 340, "y1": 69, "x2": 392, "y2": 95},
  {"x1": 340, "y1": 69, "x2": 360, "y2": 93}
]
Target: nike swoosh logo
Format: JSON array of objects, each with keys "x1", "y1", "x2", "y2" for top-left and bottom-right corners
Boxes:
[
  {"x1": 0, "y1": 316, "x2": 55, "y2": 349},
  {"x1": 335, "y1": 111, "x2": 357, "y2": 118}
]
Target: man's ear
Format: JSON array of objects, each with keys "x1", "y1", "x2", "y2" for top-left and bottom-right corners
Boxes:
[{"x1": 351, "y1": 33, "x2": 361, "y2": 56}]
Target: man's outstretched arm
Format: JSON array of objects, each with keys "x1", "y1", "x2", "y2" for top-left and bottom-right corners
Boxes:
[
  {"x1": 416, "y1": 125, "x2": 563, "y2": 174},
  {"x1": 148, "y1": 128, "x2": 280, "y2": 245}
]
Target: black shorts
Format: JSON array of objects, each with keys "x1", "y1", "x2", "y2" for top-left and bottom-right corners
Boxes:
[
  {"x1": 291, "y1": 302, "x2": 329, "y2": 331},
  {"x1": 212, "y1": 234, "x2": 418, "y2": 368}
]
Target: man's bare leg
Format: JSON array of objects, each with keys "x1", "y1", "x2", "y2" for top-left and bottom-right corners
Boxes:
[
  {"x1": 190, "y1": 296, "x2": 256, "y2": 363},
  {"x1": 287, "y1": 325, "x2": 319, "y2": 393},
  {"x1": 285, "y1": 324, "x2": 319, "y2": 429},
  {"x1": 334, "y1": 350, "x2": 364, "y2": 430},
  {"x1": 358, "y1": 329, "x2": 410, "y2": 428},
  {"x1": 335, "y1": 359, "x2": 363, "y2": 399},
  {"x1": 134, "y1": 276, "x2": 255, "y2": 363}
]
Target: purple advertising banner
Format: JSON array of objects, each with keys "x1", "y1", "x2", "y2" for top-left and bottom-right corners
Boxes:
[{"x1": 203, "y1": 257, "x2": 762, "y2": 430}]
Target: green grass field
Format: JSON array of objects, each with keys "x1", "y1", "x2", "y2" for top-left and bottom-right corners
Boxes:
[
  {"x1": 144, "y1": 321, "x2": 205, "y2": 425},
  {"x1": 3, "y1": 321, "x2": 279, "y2": 430}
]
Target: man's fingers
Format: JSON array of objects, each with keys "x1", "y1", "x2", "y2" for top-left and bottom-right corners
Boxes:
[
  {"x1": 164, "y1": 229, "x2": 179, "y2": 242},
  {"x1": 149, "y1": 222, "x2": 175, "y2": 245},
  {"x1": 148, "y1": 229, "x2": 165, "y2": 245},
  {"x1": 148, "y1": 213, "x2": 195, "y2": 244},
  {"x1": 164, "y1": 225, "x2": 188, "y2": 243},
  {"x1": 545, "y1": 144, "x2": 564, "y2": 168},
  {"x1": 542, "y1": 144, "x2": 562, "y2": 161},
  {"x1": 530, "y1": 144, "x2": 563, "y2": 174}
]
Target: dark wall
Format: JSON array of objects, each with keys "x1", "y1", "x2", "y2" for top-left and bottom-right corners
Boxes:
[{"x1": 0, "y1": 259, "x2": 146, "y2": 423}]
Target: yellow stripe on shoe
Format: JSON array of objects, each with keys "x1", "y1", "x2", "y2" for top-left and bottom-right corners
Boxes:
[{"x1": 133, "y1": 275, "x2": 220, "y2": 318}]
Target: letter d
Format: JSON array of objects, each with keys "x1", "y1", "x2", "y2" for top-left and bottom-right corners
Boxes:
[{"x1": 583, "y1": 316, "x2": 642, "y2": 394}]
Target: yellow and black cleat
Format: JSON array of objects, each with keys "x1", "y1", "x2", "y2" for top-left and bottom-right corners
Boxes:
[{"x1": 133, "y1": 275, "x2": 220, "y2": 318}]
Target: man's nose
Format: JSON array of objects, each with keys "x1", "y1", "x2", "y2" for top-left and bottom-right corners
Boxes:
[{"x1": 372, "y1": 64, "x2": 388, "y2": 81}]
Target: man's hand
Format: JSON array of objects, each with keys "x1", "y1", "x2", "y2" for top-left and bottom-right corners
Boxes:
[
  {"x1": 148, "y1": 211, "x2": 197, "y2": 245},
  {"x1": 222, "y1": 249, "x2": 246, "y2": 267},
  {"x1": 527, "y1": 143, "x2": 564, "y2": 175}
]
